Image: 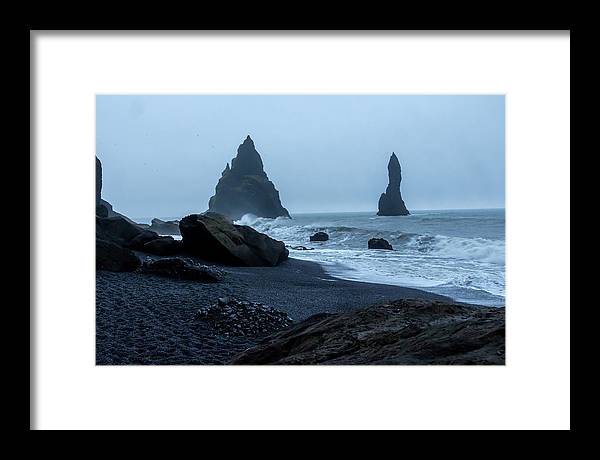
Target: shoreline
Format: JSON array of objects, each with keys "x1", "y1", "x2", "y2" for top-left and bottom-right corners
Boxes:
[
  {"x1": 289, "y1": 256, "x2": 504, "y2": 308},
  {"x1": 97, "y1": 256, "x2": 471, "y2": 365},
  {"x1": 146, "y1": 209, "x2": 506, "y2": 308},
  {"x1": 221, "y1": 257, "x2": 461, "y2": 319}
]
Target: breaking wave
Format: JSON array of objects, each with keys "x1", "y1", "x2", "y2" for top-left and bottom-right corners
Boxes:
[
  {"x1": 235, "y1": 211, "x2": 506, "y2": 307},
  {"x1": 235, "y1": 213, "x2": 504, "y2": 266}
]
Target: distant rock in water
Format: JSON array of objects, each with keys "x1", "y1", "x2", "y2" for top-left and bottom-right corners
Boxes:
[
  {"x1": 377, "y1": 153, "x2": 409, "y2": 216},
  {"x1": 368, "y1": 238, "x2": 393, "y2": 250},
  {"x1": 208, "y1": 135, "x2": 290, "y2": 221},
  {"x1": 147, "y1": 218, "x2": 180, "y2": 235},
  {"x1": 180, "y1": 212, "x2": 289, "y2": 267},
  {"x1": 310, "y1": 232, "x2": 329, "y2": 242}
]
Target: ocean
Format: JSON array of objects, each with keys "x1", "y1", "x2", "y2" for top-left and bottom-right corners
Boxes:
[
  {"x1": 136, "y1": 209, "x2": 505, "y2": 307},
  {"x1": 235, "y1": 209, "x2": 505, "y2": 307}
]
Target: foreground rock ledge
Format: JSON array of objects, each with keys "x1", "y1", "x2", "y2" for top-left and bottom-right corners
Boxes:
[{"x1": 230, "y1": 299, "x2": 505, "y2": 365}]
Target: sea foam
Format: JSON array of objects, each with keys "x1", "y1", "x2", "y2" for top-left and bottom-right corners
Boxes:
[{"x1": 236, "y1": 210, "x2": 506, "y2": 306}]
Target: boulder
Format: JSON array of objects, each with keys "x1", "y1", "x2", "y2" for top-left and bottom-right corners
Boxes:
[
  {"x1": 368, "y1": 238, "x2": 393, "y2": 250},
  {"x1": 179, "y1": 212, "x2": 288, "y2": 266},
  {"x1": 96, "y1": 239, "x2": 141, "y2": 272},
  {"x1": 207, "y1": 136, "x2": 291, "y2": 220},
  {"x1": 142, "y1": 236, "x2": 183, "y2": 256},
  {"x1": 377, "y1": 153, "x2": 410, "y2": 216},
  {"x1": 140, "y1": 257, "x2": 221, "y2": 282},
  {"x1": 96, "y1": 216, "x2": 144, "y2": 247},
  {"x1": 127, "y1": 230, "x2": 161, "y2": 250},
  {"x1": 309, "y1": 231, "x2": 329, "y2": 242},
  {"x1": 230, "y1": 299, "x2": 505, "y2": 365}
]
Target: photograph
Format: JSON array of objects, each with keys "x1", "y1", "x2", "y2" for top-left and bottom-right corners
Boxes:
[
  {"x1": 32, "y1": 30, "x2": 570, "y2": 430},
  {"x1": 95, "y1": 95, "x2": 505, "y2": 365}
]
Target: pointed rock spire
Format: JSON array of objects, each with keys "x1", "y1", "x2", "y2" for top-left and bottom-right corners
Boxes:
[
  {"x1": 377, "y1": 152, "x2": 409, "y2": 216},
  {"x1": 221, "y1": 162, "x2": 230, "y2": 176},
  {"x1": 208, "y1": 136, "x2": 290, "y2": 220},
  {"x1": 230, "y1": 134, "x2": 265, "y2": 177}
]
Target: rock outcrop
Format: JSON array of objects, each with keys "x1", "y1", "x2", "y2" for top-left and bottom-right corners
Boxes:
[
  {"x1": 368, "y1": 238, "x2": 393, "y2": 250},
  {"x1": 96, "y1": 239, "x2": 141, "y2": 272},
  {"x1": 208, "y1": 136, "x2": 290, "y2": 220},
  {"x1": 310, "y1": 232, "x2": 329, "y2": 242},
  {"x1": 127, "y1": 230, "x2": 163, "y2": 250},
  {"x1": 179, "y1": 212, "x2": 289, "y2": 267},
  {"x1": 95, "y1": 156, "x2": 188, "y2": 268},
  {"x1": 97, "y1": 215, "x2": 185, "y2": 257},
  {"x1": 140, "y1": 257, "x2": 221, "y2": 282},
  {"x1": 377, "y1": 153, "x2": 409, "y2": 216},
  {"x1": 96, "y1": 215, "x2": 145, "y2": 247},
  {"x1": 231, "y1": 299, "x2": 505, "y2": 365}
]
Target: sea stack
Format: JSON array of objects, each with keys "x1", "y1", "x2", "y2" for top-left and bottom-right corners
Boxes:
[
  {"x1": 95, "y1": 155, "x2": 141, "y2": 225},
  {"x1": 96, "y1": 155, "x2": 113, "y2": 217},
  {"x1": 96, "y1": 156, "x2": 102, "y2": 204},
  {"x1": 377, "y1": 152, "x2": 409, "y2": 216},
  {"x1": 208, "y1": 135, "x2": 291, "y2": 221}
]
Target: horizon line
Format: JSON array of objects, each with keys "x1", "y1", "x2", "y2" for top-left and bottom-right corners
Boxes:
[{"x1": 129, "y1": 206, "x2": 506, "y2": 220}]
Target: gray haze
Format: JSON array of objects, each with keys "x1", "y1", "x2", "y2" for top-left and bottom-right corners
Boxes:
[{"x1": 96, "y1": 95, "x2": 505, "y2": 218}]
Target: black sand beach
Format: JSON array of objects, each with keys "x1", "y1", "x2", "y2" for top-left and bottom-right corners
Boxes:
[{"x1": 96, "y1": 257, "x2": 450, "y2": 365}]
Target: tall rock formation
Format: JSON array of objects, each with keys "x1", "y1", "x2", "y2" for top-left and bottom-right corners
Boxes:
[
  {"x1": 96, "y1": 156, "x2": 102, "y2": 204},
  {"x1": 208, "y1": 136, "x2": 290, "y2": 220},
  {"x1": 95, "y1": 155, "x2": 139, "y2": 224},
  {"x1": 377, "y1": 153, "x2": 409, "y2": 216},
  {"x1": 96, "y1": 155, "x2": 113, "y2": 217}
]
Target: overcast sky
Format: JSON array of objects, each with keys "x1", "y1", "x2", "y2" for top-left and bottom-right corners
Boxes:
[{"x1": 96, "y1": 95, "x2": 504, "y2": 219}]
